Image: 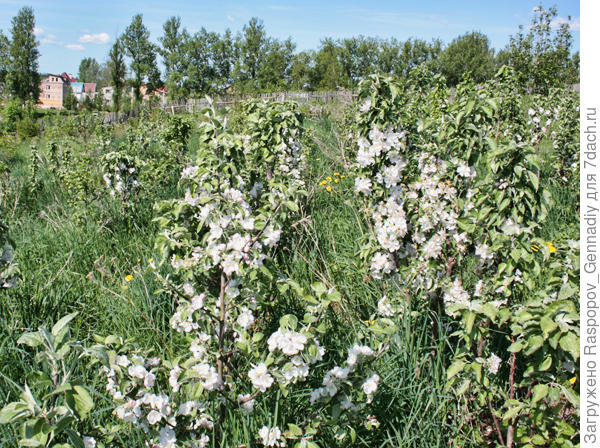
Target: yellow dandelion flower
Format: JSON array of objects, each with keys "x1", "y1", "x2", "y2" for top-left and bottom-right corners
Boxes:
[
  {"x1": 546, "y1": 242, "x2": 556, "y2": 253},
  {"x1": 137, "y1": 258, "x2": 141, "y2": 263},
  {"x1": 327, "y1": 176, "x2": 333, "y2": 182},
  {"x1": 326, "y1": 186, "x2": 332, "y2": 192},
  {"x1": 320, "y1": 180, "x2": 327, "y2": 186},
  {"x1": 334, "y1": 172, "x2": 340, "y2": 176},
  {"x1": 341, "y1": 175, "x2": 346, "y2": 178},
  {"x1": 334, "y1": 178, "x2": 339, "y2": 183},
  {"x1": 125, "y1": 274, "x2": 134, "y2": 282},
  {"x1": 148, "y1": 258, "x2": 153, "y2": 263},
  {"x1": 122, "y1": 285, "x2": 128, "y2": 290},
  {"x1": 316, "y1": 158, "x2": 321, "y2": 161},
  {"x1": 363, "y1": 320, "x2": 375, "y2": 326},
  {"x1": 569, "y1": 376, "x2": 577, "y2": 385}
]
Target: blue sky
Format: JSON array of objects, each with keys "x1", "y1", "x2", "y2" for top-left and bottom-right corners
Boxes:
[{"x1": 0, "y1": 0, "x2": 580, "y2": 76}]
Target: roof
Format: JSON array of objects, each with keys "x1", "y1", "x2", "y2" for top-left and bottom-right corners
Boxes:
[
  {"x1": 83, "y1": 83, "x2": 96, "y2": 93},
  {"x1": 61, "y1": 72, "x2": 78, "y2": 83},
  {"x1": 70, "y1": 82, "x2": 84, "y2": 93},
  {"x1": 41, "y1": 74, "x2": 68, "y2": 83}
]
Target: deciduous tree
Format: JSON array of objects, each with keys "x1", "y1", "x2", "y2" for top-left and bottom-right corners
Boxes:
[
  {"x1": 78, "y1": 57, "x2": 101, "y2": 83},
  {"x1": 6, "y1": 7, "x2": 40, "y2": 104},
  {"x1": 439, "y1": 32, "x2": 494, "y2": 86},
  {"x1": 109, "y1": 38, "x2": 126, "y2": 113},
  {"x1": 122, "y1": 14, "x2": 160, "y2": 103}
]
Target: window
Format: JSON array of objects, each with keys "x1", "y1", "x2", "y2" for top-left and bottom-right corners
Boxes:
[
  {"x1": 46, "y1": 85, "x2": 50, "y2": 90},
  {"x1": 46, "y1": 94, "x2": 50, "y2": 99}
]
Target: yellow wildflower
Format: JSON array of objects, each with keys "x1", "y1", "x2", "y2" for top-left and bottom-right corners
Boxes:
[
  {"x1": 327, "y1": 176, "x2": 333, "y2": 182},
  {"x1": 334, "y1": 172, "x2": 340, "y2": 176},
  {"x1": 148, "y1": 258, "x2": 153, "y2": 263},
  {"x1": 326, "y1": 186, "x2": 332, "y2": 192},
  {"x1": 569, "y1": 376, "x2": 577, "y2": 385},
  {"x1": 122, "y1": 285, "x2": 128, "y2": 290},
  {"x1": 546, "y1": 242, "x2": 556, "y2": 253},
  {"x1": 334, "y1": 178, "x2": 339, "y2": 183},
  {"x1": 125, "y1": 274, "x2": 134, "y2": 282},
  {"x1": 316, "y1": 158, "x2": 321, "y2": 161},
  {"x1": 341, "y1": 175, "x2": 345, "y2": 178},
  {"x1": 320, "y1": 180, "x2": 327, "y2": 186}
]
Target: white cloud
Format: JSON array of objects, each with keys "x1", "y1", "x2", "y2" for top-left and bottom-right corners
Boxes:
[
  {"x1": 78, "y1": 32, "x2": 110, "y2": 44},
  {"x1": 227, "y1": 14, "x2": 234, "y2": 22},
  {"x1": 40, "y1": 34, "x2": 60, "y2": 45},
  {"x1": 65, "y1": 44, "x2": 85, "y2": 51},
  {"x1": 33, "y1": 27, "x2": 44, "y2": 36},
  {"x1": 551, "y1": 16, "x2": 580, "y2": 31}
]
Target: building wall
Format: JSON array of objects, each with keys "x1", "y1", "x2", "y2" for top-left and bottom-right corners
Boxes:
[{"x1": 38, "y1": 75, "x2": 68, "y2": 109}]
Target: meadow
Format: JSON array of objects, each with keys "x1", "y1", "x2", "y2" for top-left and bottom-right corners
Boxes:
[{"x1": 0, "y1": 67, "x2": 580, "y2": 448}]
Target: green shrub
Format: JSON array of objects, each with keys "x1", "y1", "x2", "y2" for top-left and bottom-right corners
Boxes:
[
  {"x1": 17, "y1": 116, "x2": 39, "y2": 139},
  {"x1": 3, "y1": 100, "x2": 23, "y2": 132}
]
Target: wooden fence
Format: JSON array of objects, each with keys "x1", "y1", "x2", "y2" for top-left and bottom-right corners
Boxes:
[{"x1": 161, "y1": 90, "x2": 356, "y2": 114}]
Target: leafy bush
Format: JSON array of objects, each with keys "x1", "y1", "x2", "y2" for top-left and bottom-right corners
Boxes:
[{"x1": 17, "y1": 116, "x2": 40, "y2": 139}]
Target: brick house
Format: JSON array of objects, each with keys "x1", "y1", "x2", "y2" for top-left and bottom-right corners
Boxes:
[{"x1": 38, "y1": 74, "x2": 70, "y2": 109}]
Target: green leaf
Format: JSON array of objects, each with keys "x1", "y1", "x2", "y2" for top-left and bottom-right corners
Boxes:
[
  {"x1": 538, "y1": 356, "x2": 552, "y2": 372},
  {"x1": 558, "y1": 284, "x2": 576, "y2": 300},
  {"x1": 559, "y1": 333, "x2": 579, "y2": 360},
  {"x1": 531, "y1": 384, "x2": 548, "y2": 405},
  {"x1": 540, "y1": 316, "x2": 558, "y2": 339},
  {"x1": 503, "y1": 403, "x2": 522, "y2": 421},
  {"x1": 17, "y1": 332, "x2": 43, "y2": 348},
  {"x1": 507, "y1": 339, "x2": 525, "y2": 353},
  {"x1": 447, "y1": 360, "x2": 466, "y2": 379},
  {"x1": 527, "y1": 171, "x2": 539, "y2": 191},
  {"x1": 310, "y1": 282, "x2": 327, "y2": 297},
  {"x1": 531, "y1": 434, "x2": 546, "y2": 445},
  {"x1": 72, "y1": 386, "x2": 93, "y2": 419},
  {"x1": 0, "y1": 402, "x2": 30, "y2": 424},
  {"x1": 525, "y1": 335, "x2": 543, "y2": 355},
  {"x1": 51, "y1": 313, "x2": 79, "y2": 337},
  {"x1": 287, "y1": 423, "x2": 303, "y2": 437},
  {"x1": 285, "y1": 201, "x2": 299, "y2": 212}
]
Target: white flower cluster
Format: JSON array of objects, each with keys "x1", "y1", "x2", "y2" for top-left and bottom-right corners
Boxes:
[
  {"x1": 354, "y1": 125, "x2": 474, "y2": 287},
  {"x1": 101, "y1": 354, "x2": 213, "y2": 448},
  {"x1": 259, "y1": 425, "x2": 285, "y2": 447},
  {"x1": 101, "y1": 152, "x2": 140, "y2": 199},
  {"x1": 310, "y1": 344, "x2": 377, "y2": 407},
  {"x1": 527, "y1": 105, "x2": 556, "y2": 145}
]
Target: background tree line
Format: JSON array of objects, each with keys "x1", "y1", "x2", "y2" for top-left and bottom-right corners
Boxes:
[{"x1": 0, "y1": 4, "x2": 581, "y2": 107}]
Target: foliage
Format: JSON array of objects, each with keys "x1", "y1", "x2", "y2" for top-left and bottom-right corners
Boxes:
[
  {"x1": 0, "y1": 313, "x2": 96, "y2": 447},
  {"x1": 122, "y1": 14, "x2": 161, "y2": 104},
  {"x1": 0, "y1": 218, "x2": 19, "y2": 288},
  {"x1": 0, "y1": 57, "x2": 579, "y2": 447},
  {"x1": 3, "y1": 99, "x2": 23, "y2": 132},
  {"x1": 77, "y1": 57, "x2": 101, "y2": 84},
  {"x1": 350, "y1": 68, "x2": 579, "y2": 447},
  {"x1": 505, "y1": 4, "x2": 578, "y2": 93},
  {"x1": 5, "y1": 6, "x2": 40, "y2": 104},
  {"x1": 439, "y1": 31, "x2": 494, "y2": 86},
  {"x1": 108, "y1": 39, "x2": 126, "y2": 114},
  {"x1": 17, "y1": 116, "x2": 40, "y2": 139},
  {"x1": 0, "y1": 30, "x2": 9, "y2": 89}
]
